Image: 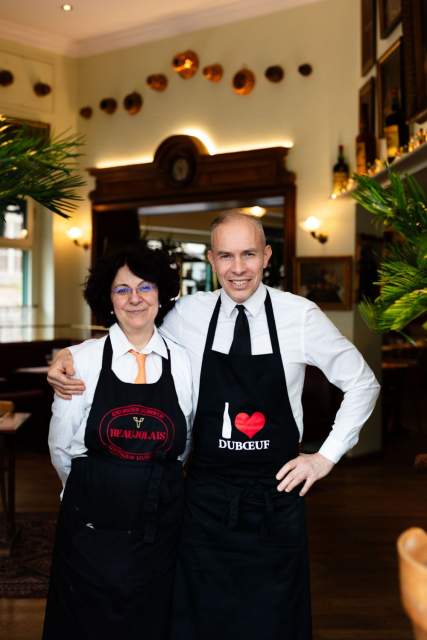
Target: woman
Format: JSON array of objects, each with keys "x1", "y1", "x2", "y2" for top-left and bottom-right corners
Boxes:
[{"x1": 43, "y1": 242, "x2": 192, "y2": 640}]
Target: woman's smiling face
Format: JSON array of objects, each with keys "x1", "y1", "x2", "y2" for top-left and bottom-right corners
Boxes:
[{"x1": 110, "y1": 264, "x2": 159, "y2": 338}]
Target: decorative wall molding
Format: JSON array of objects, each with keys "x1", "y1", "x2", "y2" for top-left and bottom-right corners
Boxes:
[
  {"x1": 0, "y1": 0, "x2": 321, "y2": 58},
  {"x1": 0, "y1": 18, "x2": 72, "y2": 56}
]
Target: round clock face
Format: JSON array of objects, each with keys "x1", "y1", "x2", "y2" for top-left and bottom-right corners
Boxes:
[{"x1": 169, "y1": 155, "x2": 195, "y2": 185}]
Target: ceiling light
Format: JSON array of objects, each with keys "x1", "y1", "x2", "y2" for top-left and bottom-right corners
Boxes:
[
  {"x1": 61, "y1": 3, "x2": 73, "y2": 12},
  {"x1": 240, "y1": 206, "x2": 267, "y2": 218}
]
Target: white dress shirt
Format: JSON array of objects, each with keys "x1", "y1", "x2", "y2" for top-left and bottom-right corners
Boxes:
[
  {"x1": 49, "y1": 323, "x2": 193, "y2": 488},
  {"x1": 160, "y1": 283, "x2": 380, "y2": 464}
]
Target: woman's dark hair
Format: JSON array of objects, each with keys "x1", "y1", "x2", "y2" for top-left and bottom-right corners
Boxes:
[{"x1": 83, "y1": 241, "x2": 180, "y2": 327}]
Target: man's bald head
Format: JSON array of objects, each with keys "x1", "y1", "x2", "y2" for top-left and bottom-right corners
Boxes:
[{"x1": 210, "y1": 212, "x2": 266, "y2": 249}]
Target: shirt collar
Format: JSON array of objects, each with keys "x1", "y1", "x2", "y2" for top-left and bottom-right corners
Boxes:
[
  {"x1": 220, "y1": 282, "x2": 267, "y2": 318},
  {"x1": 109, "y1": 322, "x2": 168, "y2": 360}
]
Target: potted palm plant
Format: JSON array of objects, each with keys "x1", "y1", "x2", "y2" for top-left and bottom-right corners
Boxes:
[
  {"x1": 0, "y1": 117, "x2": 85, "y2": 218},
  {"x1": 352, "y1": 171, "x2": 427, "y2": 336}
]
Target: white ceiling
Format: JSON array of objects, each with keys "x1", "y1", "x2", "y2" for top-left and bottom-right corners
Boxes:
[{"x1": 0, "y1": 0, "x2": 322, "y2": 57}]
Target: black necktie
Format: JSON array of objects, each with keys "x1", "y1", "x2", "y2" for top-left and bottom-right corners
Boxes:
[{"x1": 229, "y1": 305, "x2": 251, "y2": 355}]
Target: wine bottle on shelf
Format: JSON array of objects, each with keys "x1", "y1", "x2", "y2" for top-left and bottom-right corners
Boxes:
[
  {"x1": 384, "y1": 88, "x2": 409, "y2": 162},
  {"x1": 332, "y1": 144, "x2": 350, "y2": 194},
  {"x1": 356, "y1": 104, "x2": 377, "y2": 175}
]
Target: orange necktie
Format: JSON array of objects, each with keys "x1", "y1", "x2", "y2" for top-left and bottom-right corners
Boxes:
[{"x1": 129, "y1": 350, "x2": 147, "y2": 384}]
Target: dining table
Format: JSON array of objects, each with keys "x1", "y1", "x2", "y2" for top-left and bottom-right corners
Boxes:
[{"x1": 0, "y1": 411, "x2": 31, "y2": 556}]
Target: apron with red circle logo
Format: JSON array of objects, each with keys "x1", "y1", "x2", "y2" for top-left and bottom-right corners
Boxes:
[
  {"x1": 43, "y1": 335, "x2": 187, "y2": 640},
  {"x1": 171, "y1": 292, "x2": 312, "y2": 640}
]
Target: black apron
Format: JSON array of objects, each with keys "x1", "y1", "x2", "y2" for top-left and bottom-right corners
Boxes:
[
  {"x1": 43, "y1": 336, "x2": 187, "y2": 640},
  {"x1": 171, "y1": 292, "x2": 312, "y2": 640}
]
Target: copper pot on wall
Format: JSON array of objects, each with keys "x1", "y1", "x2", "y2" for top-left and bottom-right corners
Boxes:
[
  {"x1": 203, "y1": 64, "x2": 223, "y2": 83},
  {"x1": 298, "y1": 63, "x2": 313, "y2": 76},
  {"x1": 0, "y1": 70, "x2": 14, "y2": 86},
  {"x1": 232, "y1": 68, "x2": 256, "y2": 95},
  {"x1": 146, "y1": 74, "x2": 168, "y2": 92},
  {"x1": 172, "y1": 50, "x2": 199, "y2": 79},
  {"x1": 79, "y1": 106, "x2": 93, "y2": 119},
  {"x1": 265, "y1": 65, "x2": 284, "y2": 83},
  {"x1": 123, "y1": 91, "x2": 143, "y2": 115},
  {"x1": 33, "y1": 82, "x2": 51, "y2": 96},
  {"x1": 100, "y1": 98, "x2": 117, "y2": 114}
]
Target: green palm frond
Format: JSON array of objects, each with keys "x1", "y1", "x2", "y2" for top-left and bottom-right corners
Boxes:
[
  {"x1": 352, "y1": 171, "x2": 427, "y2": 335},
  {"x1": 352, "y1": 171, "x2": 427, "y2": 242},
  {"x1": 358, "y1": 298, "x2": 383, "y2": 333},
  {"x1": 377, "y1": 261, "x2": 427, "y2": 305},
  {"x1": 381, "y1": 289, "x2": 427, "y2": 331},
  {"x1": 0, "y1": 118, "x2": 85, "y2": 218}
]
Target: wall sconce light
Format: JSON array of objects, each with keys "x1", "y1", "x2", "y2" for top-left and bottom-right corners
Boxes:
[
  {"x1": 67, "y1": 226, "x2": 90, "y2": 250},
  {"x1": 300, "y1": 216, "x2": 328, "y2": 244}
]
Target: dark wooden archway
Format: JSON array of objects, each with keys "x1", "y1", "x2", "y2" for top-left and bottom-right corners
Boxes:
[{"x1": 89, "y1": 136, "x2": 296, "y2": 289}]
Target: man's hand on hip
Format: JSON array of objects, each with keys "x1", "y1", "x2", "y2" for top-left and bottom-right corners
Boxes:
[
  {"x1": 47, "y1": 348, "x2": 85, "y2": 399},
  {"x1": 276, "y1": 452, "x2": 334, "y2": 496}
]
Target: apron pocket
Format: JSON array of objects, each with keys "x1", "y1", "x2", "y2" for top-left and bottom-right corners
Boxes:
[
  {"x1": 261, "y1": 490, "x2": 307, "y2": 549},
  {"x1": 66, "y1": 523, "x2": 133, "y2": 594}
]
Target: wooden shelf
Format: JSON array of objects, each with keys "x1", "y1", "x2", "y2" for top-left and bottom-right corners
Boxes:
[
  {"x1": 333, "y1": 142, "x2": 427, "y2": 200},
  {"x1": 373, "y1": 142, "x2": 427, "y2": 181}
]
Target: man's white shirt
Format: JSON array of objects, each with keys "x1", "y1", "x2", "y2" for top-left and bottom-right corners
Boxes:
[{"x1": 160, "y1": 283, "x2": 380, "y2": 464}]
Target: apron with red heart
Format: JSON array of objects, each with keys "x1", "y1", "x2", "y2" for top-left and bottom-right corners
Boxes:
[{"x1": 171, "y1": 291, "x2": 312, "y2": 640}]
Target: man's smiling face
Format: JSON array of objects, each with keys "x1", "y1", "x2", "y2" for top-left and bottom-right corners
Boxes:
[{"x1": 208, "y1": 217, "x2": 272, "y2": 303}]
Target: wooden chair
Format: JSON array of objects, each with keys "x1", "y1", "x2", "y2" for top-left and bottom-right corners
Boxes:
[
  {"x1": 398, "y1": 528, "x2": 427, "y2": 639},
  {"x1": 0, "y1": 400, "x2": 14, "y2": 417}
]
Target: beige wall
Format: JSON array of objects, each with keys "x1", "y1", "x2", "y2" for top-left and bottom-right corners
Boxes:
[
  {"x1": 75, "y1": 0, "x2": 361, "y2": 337},
  {"x1": 0, "y1": 0, "x2": 362, "y2": 333},
  {"x1": 77, "y1": 0, "x2": 358, "y2": 249},
  {"x1": 0, "y1": 38, "x2": 89, "y2": 326}
]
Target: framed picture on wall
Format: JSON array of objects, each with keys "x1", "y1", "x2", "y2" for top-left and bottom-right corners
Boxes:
[
  {"x1": 293, "y1": 256, "x2": 353, "y2": 311},
  {"x1": 402, "y1": 0, "x2": 427, "y2": 123},
  {"x1": 362, "y1": 0, "x2": 377, "y2": 75},
  {"x1": 379, "y1": 0, "x2": 402, "y2": 38},
  {"x1": 377, "y1": 37, "x2": 404, "y2": 136},
  {"x1": 359, "y1": 77, "x2": 376, "y2": 135}
]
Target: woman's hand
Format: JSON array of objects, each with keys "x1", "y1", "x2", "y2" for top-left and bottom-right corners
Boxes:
[
  {"x1": 47, "y1": 348, "x2": 85, "y2": 399},
  {"x1": 276, "y1": 452, "x2": 334, "y2": 496}
]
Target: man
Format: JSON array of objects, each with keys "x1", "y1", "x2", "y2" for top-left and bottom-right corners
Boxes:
[{"x1": 49, "y1": 213, "x2": 380, "y2": 639}]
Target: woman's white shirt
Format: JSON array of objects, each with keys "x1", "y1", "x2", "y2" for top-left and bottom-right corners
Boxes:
[{"x1": 48, "y1": 323, "x2": 193, "y2": 489}]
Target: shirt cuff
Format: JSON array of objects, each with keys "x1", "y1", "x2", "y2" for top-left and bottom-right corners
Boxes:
[{"x1": 318, "y1": 433, "x2": 350, "y2": 464}]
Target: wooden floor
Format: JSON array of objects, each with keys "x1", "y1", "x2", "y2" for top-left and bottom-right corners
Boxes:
[{"x1": 1, "y1": 435, "x2": 426, "y2": 640}]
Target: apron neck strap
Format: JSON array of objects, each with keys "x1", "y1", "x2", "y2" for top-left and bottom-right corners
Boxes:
[
  {"x1": 160, "y1": 337, "x2": 172, "y2": 374},
  {"x1": 204, "y1": 289, "x2": 281, "y2": 355},
  {"x1": 264, "y1": 291, "x2": 281, "y2": 355},
  {"x1": 102, "y1": 334, "x2": 113, "y2": 370},
  {"x1": 205, "y1": 295, "x2": 222, "y2": 351},
  {"x1": 101, "y1": 334, "x2": 172, "y2": 374}
]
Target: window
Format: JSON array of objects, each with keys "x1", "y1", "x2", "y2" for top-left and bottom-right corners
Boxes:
[{"x1": 0, "y1": 200, "x2": 33, "y2": 309}]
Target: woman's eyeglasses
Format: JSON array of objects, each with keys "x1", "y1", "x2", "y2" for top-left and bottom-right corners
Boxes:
[{"x1": 111, "y1": 283, "x2": 157, "y2": 297}]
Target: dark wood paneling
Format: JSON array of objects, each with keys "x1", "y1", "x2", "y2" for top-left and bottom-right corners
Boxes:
[{"x1": 88, "y1": 140, "x2": 296, "y2": 290}]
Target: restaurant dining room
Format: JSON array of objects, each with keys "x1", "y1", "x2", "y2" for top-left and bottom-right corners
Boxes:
[{"x1": 0, "y1": 0, "x2": 427, "y2": 638}]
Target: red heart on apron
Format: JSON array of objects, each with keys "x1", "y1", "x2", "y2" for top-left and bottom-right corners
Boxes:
[{"x1": 234, "y1": 412, "x2": 266, "y2": 439}]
